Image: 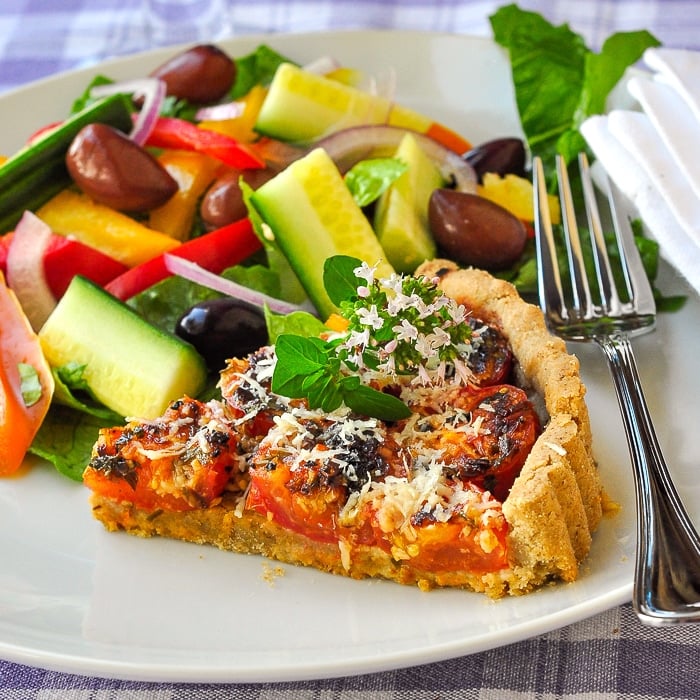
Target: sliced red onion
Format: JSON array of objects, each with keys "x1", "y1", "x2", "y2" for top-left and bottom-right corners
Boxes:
[
  {"x1": 6, "y1": 211, "x2": 57, "y2": 331},
  {"x1": 314, "y1": 125, "x2": 478, "y2": 193},
  {"x1": 163, "y1": 254, "x2": 315, "y2": 317},
  {"x1": 302, "y1": 56, "x2": 342, "y2": 75},
  {"x1": 194, "y1": 101, "x2": 246, "y2": 122},
  {"x1": 91, "y1": 78, "x2": 166, "y2": 145}
]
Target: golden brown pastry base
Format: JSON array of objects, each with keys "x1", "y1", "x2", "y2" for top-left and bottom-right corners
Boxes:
[{"x1": 89, "y1": 262, "x2": 604, "y2": 598}]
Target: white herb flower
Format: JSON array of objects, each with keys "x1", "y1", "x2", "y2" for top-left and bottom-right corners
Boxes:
[
  {"x1": 393, "y1": 319, "x2": 418, "y2": 342},
  {"x1": 356, "y1": 305, "x2": 384, "y2": 330}
]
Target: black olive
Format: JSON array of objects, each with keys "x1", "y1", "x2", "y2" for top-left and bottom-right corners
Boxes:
[
  {"x1": 176, "y1": 298, "x2": 268, "y2": 372},
  {"x1": 463, "y1": 138, "x2": 526, "y2": 181}
]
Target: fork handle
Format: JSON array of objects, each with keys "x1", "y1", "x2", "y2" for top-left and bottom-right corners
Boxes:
[{"x1": 598, "y1": 333, "x2": 700, "y2": 625}]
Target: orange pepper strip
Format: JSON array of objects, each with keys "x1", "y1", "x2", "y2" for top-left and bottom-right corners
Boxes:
[
  {"x1": 37, "y1": 190, "x2": 179, "y2": 267},
  {"x1": 0, "y1": 271, "x2": 54, "y2": 475},
  {"x1": 149, "y1": 150, "x2": 221, "y2": 241},
  {"x1": 424, "y1": 122, "x2": 472, "y2": 156}
]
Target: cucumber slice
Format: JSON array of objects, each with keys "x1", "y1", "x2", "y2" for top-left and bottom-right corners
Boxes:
[
  {"x1": 374, "y1": 133, "x2": 445, "y2": 273},
  {"x1": 255, "y1": 63, "x2": 430, "y2": 143},
  {"x1": 250, "y1": 148, "x2": 393, "y2": 319},
  {"x1": 39, "y1": 276, "x2": 207, "y2": 419}
]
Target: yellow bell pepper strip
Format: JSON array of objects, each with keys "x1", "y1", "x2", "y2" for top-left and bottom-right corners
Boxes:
[
  {"x1": 0, "y1": 271, "x2": 55, "y2": 475},
  {"x1": 36, "y1": 190, "x2": 179, "y2": 267},
  {"x1": 148, "y1": 150, "x2": 221, "y2": 241},
  {"x1": 198, "y1": 85, "x2": 268, "y2": 144},
  {"x1": 144, "y1": 116, "x2": 266, "y2": 169},
  {"x1": 478, "y1": 172, "x2": 561, "y2": 225}
]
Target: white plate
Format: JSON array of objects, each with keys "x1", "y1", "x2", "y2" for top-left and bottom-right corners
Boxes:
[{"x1": 1, "y1": 30, "x2": 699, "y2": 684}]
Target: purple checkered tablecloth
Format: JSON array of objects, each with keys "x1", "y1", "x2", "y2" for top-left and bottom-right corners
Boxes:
[{"x1": 1, "y1": 1, "x2": 700, "y2": 697}]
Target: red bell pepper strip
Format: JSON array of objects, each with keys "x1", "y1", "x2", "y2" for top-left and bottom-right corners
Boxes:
[
  {"x1": 105, "y1": 217, "x2": 262, "y2": 301},
  {"x1": 1, "y1": 232, "x2": 129, "y2": 299},
  {"x1": 144, "y1": 116, "x2": 266, "y2": 169}
]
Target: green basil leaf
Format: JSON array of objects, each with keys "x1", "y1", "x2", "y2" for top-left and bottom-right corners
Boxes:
[
  {"x1": 575, "y1": 30, "x2": 660, "y2": 121},
  {"x1": 230, "y1": 45, "x2": 294, "y2": 99},
  {"x1": 490, "y1": 4, "x2": 659, "y2": 172},
  {"x1": 18, "y1": 363, "x2": 42, "y2": 407},
  {"x1": 490, "y1": 4, "x2": 587, "y2": 166},
  {"x1": 342, "y1": 384, "x2": 411, "y2": 421},
  {"x1": 323, "y1": 255, "x2": 363, "y2": 306},
  {"x1": 345, "y1": 157, "x2": 408, "y2": 207},
  {"x1": 271, "y1": 335, "x2": 329, "y2": 396},
  {"x1": 265, "y1": 307, "x2": 327, "y2": 344}
]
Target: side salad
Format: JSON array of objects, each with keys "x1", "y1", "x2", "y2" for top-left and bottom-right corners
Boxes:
[{"x1": 0, "y1": 4, "x2": 676, "y2": 480}]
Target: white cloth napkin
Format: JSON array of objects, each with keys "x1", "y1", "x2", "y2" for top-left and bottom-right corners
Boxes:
[{"x1": 580, "y1": 47, "x2": 700, "y2": 296}]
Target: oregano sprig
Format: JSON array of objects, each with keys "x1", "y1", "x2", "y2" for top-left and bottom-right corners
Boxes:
[
  {"x1": 269, "y1": 255, "x2": 474, "y2": 420},
  {"x1": 271, "y1": 333, "x2": 410, "y2": 420}
]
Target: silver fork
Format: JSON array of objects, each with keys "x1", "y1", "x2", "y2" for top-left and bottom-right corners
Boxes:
[{"x1": 533, "y1": 152, "x2": 700, "y2": 626}]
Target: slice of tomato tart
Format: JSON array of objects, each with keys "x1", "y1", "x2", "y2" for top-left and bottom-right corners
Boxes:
[{"x1": 84, "y1": 259, "x2": 604, "y2": 597}]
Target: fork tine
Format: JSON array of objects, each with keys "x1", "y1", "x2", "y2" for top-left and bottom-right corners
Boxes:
[
  {"x1": 578, "y1": 152, "x2": 622, "y2": 315},
  {"x1": 556, "y1": 154, "x2": 594, "y2": 320},
  {"x1": 599, "y1": 166, "x2": 657, "y2": 317},
  {"x1": 533, "y1": 156, "x2": 566, "y2": 324}
]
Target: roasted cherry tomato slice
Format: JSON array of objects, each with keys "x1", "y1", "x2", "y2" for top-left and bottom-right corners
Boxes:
[
  {"x1": 465, "y1": 316, "x2": 512, "y2": 386},
  {"x1": 247, "y1": 457, "x2": 346, "y2": 544},
  {"x1": 406, "y1": 514, "x2": 510, "y2": 574},
  {"x1": 408, "y1": 384, "x2": 540, "y2": 502},
  {"x1": 246, "y1": 412, "x2": 406, "y2": 544},
  {"x1": 346, "y1": 482, "x2": 509, "y2": 575},
  {"x1": 83, "y1": 398, "x2": 236, "y2": 511}
]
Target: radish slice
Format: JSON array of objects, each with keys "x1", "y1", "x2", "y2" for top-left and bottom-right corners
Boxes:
[
  {"x1": 6, "y1": 211, "x2": 57, "y2": 331},
  {"x1": 315, "y1": 124, "x2": 478, "y2": 192},
  {"x1": 91, "y1": 78, "x2": 166, "y2": 145},
  {"x1": 163, "y1": 254, "x2": 315, "y2": 317}
]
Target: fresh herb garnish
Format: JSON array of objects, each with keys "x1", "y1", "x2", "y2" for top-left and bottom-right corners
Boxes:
[
  {"x1": 270, "y1": 255, "x2": 474, "y2": 420},
  {"x1": 344, "y1": 157, "x2": 408, "y2": 207},
  {"x1": 230, "y1": 45, "x2": 295, "y2": 99},
  {"x1": 18, "y1": 363, "x2": 42, "y2": 407},
  {"x1": 490, "y1": 4, "x2": 660, "y2": 171}
]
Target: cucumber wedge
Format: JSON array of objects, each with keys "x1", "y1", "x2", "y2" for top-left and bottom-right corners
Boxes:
[
  {"x1": 374, "y1": 133, "x2": 445, "y2": 273},
  {"x1": 255, "y1": 63, "x2": 431, "y2": 144},
  {"x1": 0, "y1": 94, "x2": 133, "y2": 234},
  {"x1": 39, "y1": 276, "x2": 207, "y2": 419},
  {"x1": 250, "y1": 148, "x2": 393, "y2": 319}
]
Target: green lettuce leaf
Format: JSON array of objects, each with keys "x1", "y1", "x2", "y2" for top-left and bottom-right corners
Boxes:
[{"x1": 29, "y1": 405, "x2": 114, "y2": 482}]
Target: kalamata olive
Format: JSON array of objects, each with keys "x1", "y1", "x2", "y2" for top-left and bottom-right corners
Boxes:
[
  {"x1": 463, "y1": 138, "x2": 526, "y2": 181},
  {"x1": 149, "y1": 44, "x2": 235, "y2": 104},
  {"x1": 428, "y1": 188, "x2": 527, "y2": 270},
  {"x1": 66, "y1": 123, "x2": 178, "y2": 211},
  {"x1": 176, "y1": 298, "x2": 268, "y2": 371},
  {"x1": 200, "y1": 167, "x2": 277, "y2": 229}
]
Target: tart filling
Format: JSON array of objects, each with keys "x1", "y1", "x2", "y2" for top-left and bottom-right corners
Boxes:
[{"x1": 85, "y1": 259, "x2": 603, "y2": 597}]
